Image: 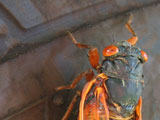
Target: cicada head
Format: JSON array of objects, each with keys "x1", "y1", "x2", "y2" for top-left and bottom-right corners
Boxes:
[{"x1": 101, "y1": 40, "x2": 148, "y2": 80}]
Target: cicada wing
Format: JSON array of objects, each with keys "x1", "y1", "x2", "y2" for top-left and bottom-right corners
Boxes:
[
  {"x1": 78, "y1": 73, "x2": 109, "y2": 120},
  {"x1": 78, "y1": 79, "x2": 96, "y2": 120},
  {"x1": 79, "y1": 85, "x2": 109, "y2": 120},
  {"x1": 85, "y1": 90, "x2": 109, "y2": 120}
]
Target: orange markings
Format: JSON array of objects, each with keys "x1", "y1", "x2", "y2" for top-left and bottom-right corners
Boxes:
[
  {"x1": 141, "y1": 50, "x2": 148, "y2": 62},
  {"x1": 127, "y1": 36, "x2": 138, "y2": 45},
  {"x1": 136, "y1": 96, "x2": 142, "y2": 120},
  {"x1": 103, "y1": 45, "x2": 119, "y2": 57},
  {"x1": 79, "y1": 79, "x2": 96, "y2": 120},
  {"x1": 89, "y1": 48, "x2": 100, "y2": 69}
]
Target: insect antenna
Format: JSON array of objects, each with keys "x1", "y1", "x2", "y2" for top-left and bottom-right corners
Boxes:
[
  {"x1": 110, "y1": 28, "x2": 116, "y2": 44},
  {"x1": 99, "y1": 23, "x2": 116, "y2": 44}
]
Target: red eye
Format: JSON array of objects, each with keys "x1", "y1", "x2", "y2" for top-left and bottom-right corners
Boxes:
[
  {"x1": 103, "y1": 45, "x2": 119, "y2": 57},
  {"x1": 141, "y1": 50, "x2": 148, "y2": 62}
]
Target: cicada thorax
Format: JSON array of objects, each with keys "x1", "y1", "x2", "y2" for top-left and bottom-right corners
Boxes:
[{"x1": 101, "y1": 40, "x2": 145, "y2": 118}]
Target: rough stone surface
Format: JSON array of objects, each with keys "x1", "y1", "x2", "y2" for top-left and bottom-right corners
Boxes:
[
  {"x1": 0, "y1": 35, "x2": 81, "y2": 120},
  {"x1": 7, "y1": 100, "x2": 45, "y2": 120},
  {"x1": 0, "y1": 0, "x2": 159, "y2": 62},
  {"x1": 0, "y1": 19, "x2": 8, "y2": 35},
  {"x1": 32, "y1": 0, "x2": 104, "y2": 20},
  {"x1": 0, "y1": 0, "x2": 45, "y2": 29}
]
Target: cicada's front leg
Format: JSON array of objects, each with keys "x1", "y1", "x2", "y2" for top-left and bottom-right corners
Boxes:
[
  {"x1": 56, "y1": 69, "x2": 94, "y2": 91},
  {"x1": 67, "y1": 31, "x2": 101, "y2": 70}
]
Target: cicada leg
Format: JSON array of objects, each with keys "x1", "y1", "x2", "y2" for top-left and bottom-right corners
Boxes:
[
  {"x1": 56, "y1": 69, "x2": 94, "y2": 120},
  {"x1": 62, "y1": 91, "x2": 81, "y2": 120},
  {"x1": 135, "y1": 96, "x2": 142, "y2": 120},
  {"x1": 125, "y1": 14, "x2": 138, "y2": 45},
  {"x1": 67, "y1": 31, "x2": 101, "y2": 70},
  {"x1": 56, "y1": 69, "x2": 94, "y2": 91}
]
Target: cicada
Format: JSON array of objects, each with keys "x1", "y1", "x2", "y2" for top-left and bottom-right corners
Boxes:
[{"x1": 56, "y1": 15, "x2": 148, "y2": 120}]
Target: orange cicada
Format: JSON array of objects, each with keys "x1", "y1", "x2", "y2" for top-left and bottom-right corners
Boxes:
[{"x1": 56, "y1": 14, "x2": 148, "y2": 120}]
